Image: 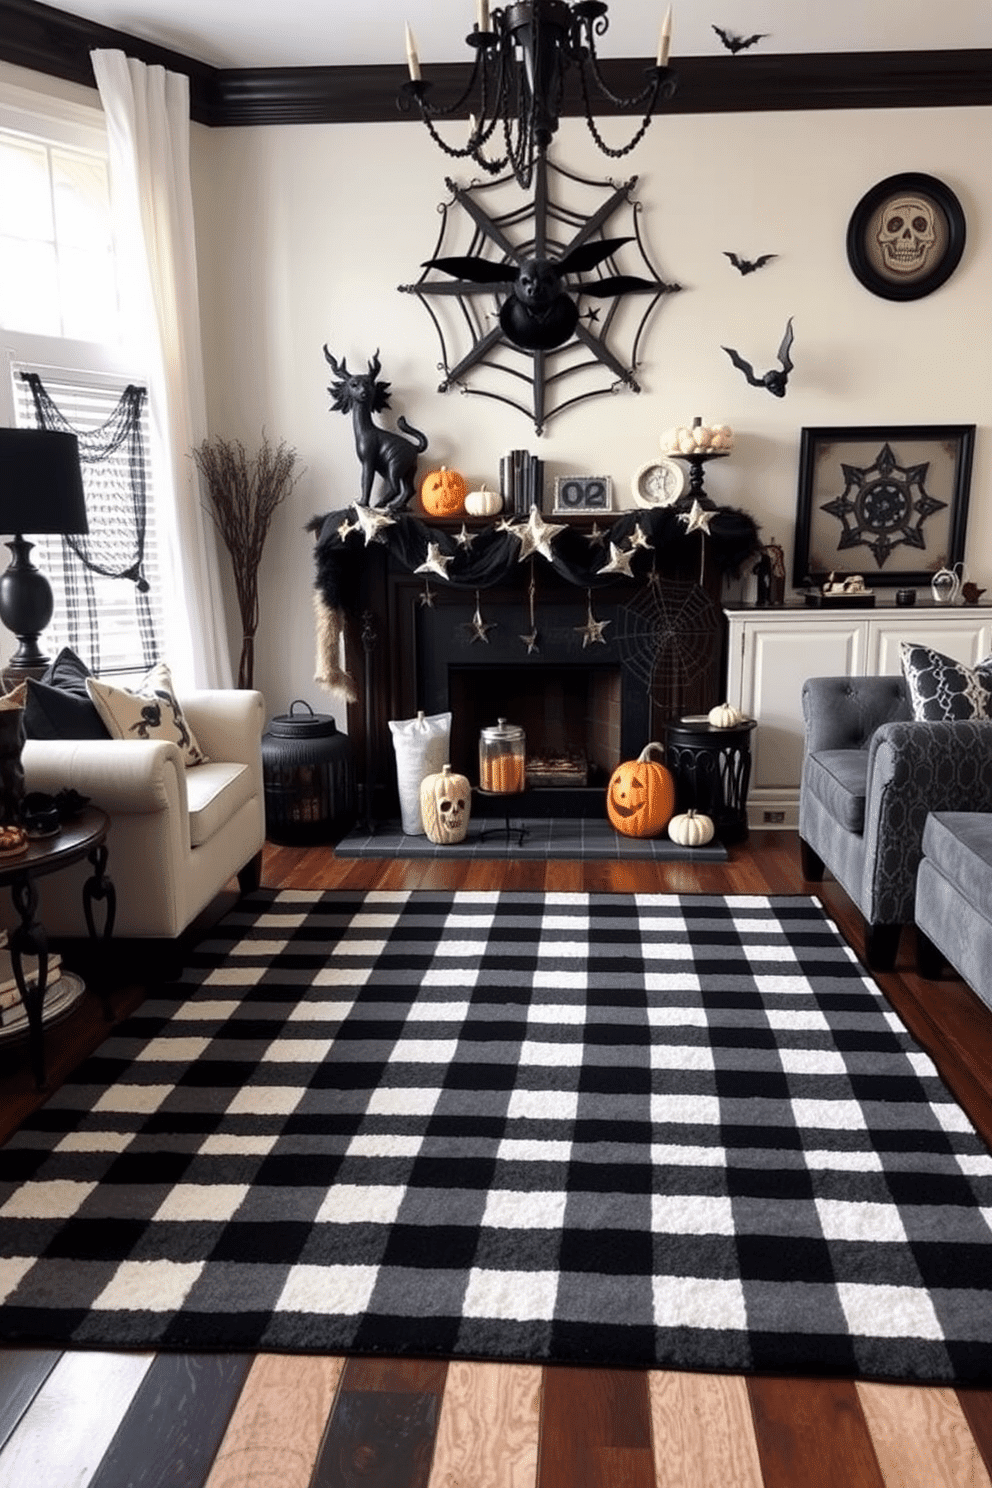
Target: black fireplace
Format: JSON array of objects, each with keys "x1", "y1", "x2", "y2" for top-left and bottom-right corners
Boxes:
[{"x1": 345, "y1": 536, "x2": 728, "y2": 821}]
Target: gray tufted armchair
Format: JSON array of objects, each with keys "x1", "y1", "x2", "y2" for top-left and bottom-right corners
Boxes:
[{"x1": 799, "y1": 675, "x2": 992, "y2": 970}]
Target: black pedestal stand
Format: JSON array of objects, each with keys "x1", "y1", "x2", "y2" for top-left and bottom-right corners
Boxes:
[{"x1": 476, "y1": 788, "x2": 528, "y2": 847}]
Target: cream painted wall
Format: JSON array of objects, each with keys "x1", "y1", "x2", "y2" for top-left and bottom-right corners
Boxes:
[{"x1": 191, "y1": 105, "x2": 991, "y2": 727}]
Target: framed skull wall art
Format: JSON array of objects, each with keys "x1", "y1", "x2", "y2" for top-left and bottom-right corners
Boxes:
[{"x1": 846, "y1": 172, "x2": 966, "y2": 302}]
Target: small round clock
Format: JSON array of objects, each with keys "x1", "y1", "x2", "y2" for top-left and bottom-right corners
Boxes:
[{"x1": 631, "y1": 457, "x2": 686, "y2": 508}]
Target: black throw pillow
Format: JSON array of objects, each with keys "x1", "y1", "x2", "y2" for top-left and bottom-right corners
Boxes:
[
  {"x1": 23, "y1": 648, "x2": 111, "y2": 741},
  {"x1": 42, "y1": 647, "x2": 95, "y2": 699}
]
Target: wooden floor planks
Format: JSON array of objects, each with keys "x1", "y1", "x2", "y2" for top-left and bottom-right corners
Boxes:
[
  {"x1": 647, "y1": 1371, "x2": 764, "y2": 1488},
  {"x1": 0, "y1": 1350, "x2": 154, "y2": 1488},
  {"x1": 0, "y1": 830, "x2": 991, "y2": 1487},
  {"x1": 427, "y1": 1360, "x2": 541, "y2": 1488},
  {"x1": 856, "y1": 1382, "x2": 992, "y2": 1488},
  {"x1": 87, "y1": 1354, "x2": 255, "y2": 1488},
  {"x1": 203, "y1": 1354, "x2": 344, "y2": 1488}
]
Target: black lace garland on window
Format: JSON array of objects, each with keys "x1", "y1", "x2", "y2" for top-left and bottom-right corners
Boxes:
[{"x1": 21, "y1": 372, "x2": 158, "y2": 672}]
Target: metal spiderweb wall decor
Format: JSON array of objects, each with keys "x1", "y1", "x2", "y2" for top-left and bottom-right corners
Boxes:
[{"x1": 398, "y1": 154, "x2": 680, "y2": 435}]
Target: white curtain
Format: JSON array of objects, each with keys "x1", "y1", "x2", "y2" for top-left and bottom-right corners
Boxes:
[{"x1": 90, "y1": 48, "x2": 233, "y2": 689}]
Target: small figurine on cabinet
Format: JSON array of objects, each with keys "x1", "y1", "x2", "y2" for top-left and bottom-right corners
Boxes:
[{"x1": 754, "y1": 539, "x2": 786, "y2": 606}]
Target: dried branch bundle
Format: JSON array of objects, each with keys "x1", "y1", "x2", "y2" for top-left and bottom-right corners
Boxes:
[{"x1": 193, "y1": 434, "x2": 303, "y2": 687}]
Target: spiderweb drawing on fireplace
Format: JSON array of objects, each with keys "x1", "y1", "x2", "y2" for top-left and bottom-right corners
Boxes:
[{"x1": 615, "y1": 578, "x2": 722, "y2": 714}]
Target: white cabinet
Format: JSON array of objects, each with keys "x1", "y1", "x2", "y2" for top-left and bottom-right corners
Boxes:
[{"x1": 725, "y1": 605, "x2": 992, "y2": 830}]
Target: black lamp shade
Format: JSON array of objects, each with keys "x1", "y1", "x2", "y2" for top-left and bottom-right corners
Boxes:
[{"x1": 0, "y1": 428, "x2": 88, "y2": 536}]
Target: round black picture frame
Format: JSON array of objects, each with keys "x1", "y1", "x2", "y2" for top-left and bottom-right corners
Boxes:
[{"x1": 846, "y1": 172, "x2": 966, "y2": 302}]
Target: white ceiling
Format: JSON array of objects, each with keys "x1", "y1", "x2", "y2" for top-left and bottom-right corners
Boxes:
[{"x1": 29, "y1": 0, "x2": 992, "y2": 71}]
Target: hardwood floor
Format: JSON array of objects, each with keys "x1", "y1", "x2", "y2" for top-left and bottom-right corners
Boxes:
[{"x1": 1, "y1": 829, "x2": 991, "y2": 1488}]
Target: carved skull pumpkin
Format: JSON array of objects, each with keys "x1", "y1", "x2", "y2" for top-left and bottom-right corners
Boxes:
[
  {"x1": 606, "y1": 742, "x2": 676, "y2": 838},
  {"x1": 420, "y1": 763, "x2": 471, "y2": 844}
]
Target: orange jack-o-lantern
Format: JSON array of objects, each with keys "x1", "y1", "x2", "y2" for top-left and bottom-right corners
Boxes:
[
  {"x1": 420, "y1": 466, "x2": 467, "y2": 517},
  {"x1": 606, "y1": 742, "x2": 676, "y2": 838}
]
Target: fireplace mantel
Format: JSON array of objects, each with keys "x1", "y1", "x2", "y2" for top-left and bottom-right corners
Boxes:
[{"x1": 310, "y1": 503, "x2": 760, "y2": 821}]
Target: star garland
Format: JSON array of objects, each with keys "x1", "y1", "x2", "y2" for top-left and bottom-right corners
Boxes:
[
  {"x1": 519, "y1": 563, "x2": 540, "y2": 654},
  {"x1": 678, "y1": 500, "x2": 716, "y2": 583},
  {"x1": 597, "y1": 541, "x2": 636, "y2": 579},
  {"x1": 505, "y1": 506, "x2": 568, "y2": 563},
  {"x1": 352, "y1": 504, "x2": 397, "y2": 545},
  {"x1": 575, "y1": 589, "x2": 611, "y2": 648},
  {"x1": 415, "y1": 541, "x2": 454, "y2": 580},
  {"x1": 466, "y1": 590, "x2": 496, "y2": 644}
]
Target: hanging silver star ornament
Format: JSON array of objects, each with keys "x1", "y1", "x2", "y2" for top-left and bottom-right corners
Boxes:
[
  {"x1": 515, "y1": 505, "x2": 567, "y2": 562},
  {"x1": 466, "y1": 590, "x2": 496, "y2": 644},
  {"x1": 417, "y1": 581, "x2": 436, "y2": 609},
  {"x1": 455, "y1": 522, "x2": 478, "y2": 549},
  {"x1": 575, "y1": 589, "x2": 611, "y2": 648},
  {"x1": 597, "y1": 541, "x2": 636, "y2": 579},
  {"x1": 678, "y1": 500, "x2": 716, "y2": 535},
  {"x1": 495, "y1": 515, "x2": 521, "y2": 535},
  {"x1": 352, "y1": 503, "x2": 397, "y2": 544},
  {"x1": 415, "y1": 541, "x2": 454, "y2": 580},
  {"x1": 336, "y1": 516, "x2": 359, "y2": 541},
  {"x1": 628, "y1": 521, "x2": 654, "y2": 552},
  {"x1": 519, "y1": 562, "x2": 540, "y2": 653},
  {"x1": 584, "y1": 522, "x2": 609, "y2": 548}
]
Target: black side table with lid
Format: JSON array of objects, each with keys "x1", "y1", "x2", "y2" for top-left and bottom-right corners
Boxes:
[{"x1": 665, "y1": 716, "x2": 757, "y2": 844}]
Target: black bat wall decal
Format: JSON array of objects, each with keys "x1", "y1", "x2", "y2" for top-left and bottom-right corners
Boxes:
[
  {"x1": 422, "y1": 237, "x2": 664, "y2": 351},
  {"x1": 724, "y1": 251, "x2": 778, "y2": 275},
  {"x1": 712, "y1": 25, "x2": 768, "y2": 53},
  {"x1": 723, "y1": 318, "x2": 795, "y2": 397}
]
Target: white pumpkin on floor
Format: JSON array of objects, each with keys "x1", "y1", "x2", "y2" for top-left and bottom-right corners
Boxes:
[{"x1": 668, "y1": 808, "x2": 716, "y2": 847}]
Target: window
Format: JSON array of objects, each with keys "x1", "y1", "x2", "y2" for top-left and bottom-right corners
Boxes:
[
  {"x1": 12, "y1": 367, "x2": 162, "y2": 675},
  {"x1": 1, "y1": 89, "x2": 165, "y2": 678},
  {"x1": 0, "y1": 129, "x2": 119, "y2": 343}
]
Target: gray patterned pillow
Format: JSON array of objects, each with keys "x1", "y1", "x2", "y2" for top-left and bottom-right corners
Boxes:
[{"x1": 900, "y1": 642, "x2": 992, "y2": 722}]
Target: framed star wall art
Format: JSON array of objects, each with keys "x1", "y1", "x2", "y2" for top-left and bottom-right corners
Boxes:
[{"x1": 793, "y1": 424, "x2": 976, "y2": 590}]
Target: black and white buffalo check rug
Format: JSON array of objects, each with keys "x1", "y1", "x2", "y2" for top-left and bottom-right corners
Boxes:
[{"x1": 2, "y1": 890, "x2": 991, "y2": 1385}]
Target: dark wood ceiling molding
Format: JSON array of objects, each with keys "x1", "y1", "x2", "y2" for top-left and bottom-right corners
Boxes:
[
  {"x1": 1, "y1": 0, "x2": 223, "y2": 121},
  {"x1": 3, "y1": 2, "x2": 991, "y2": 127}
]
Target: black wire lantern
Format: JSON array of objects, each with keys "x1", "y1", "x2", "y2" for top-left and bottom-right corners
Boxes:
[{"x1": 400, "y1": 1, "x2": 677, "y2": 191}]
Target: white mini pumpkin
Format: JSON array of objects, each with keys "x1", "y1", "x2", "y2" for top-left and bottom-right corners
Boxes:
[
  {"x1": 708, "y1": 701, "x2": 746, "y2": 729},
  {"x1": 464, "y1": 484, "x2": 503, "y2": 518},
  {"x1": 668, "y1": 808, "x2": 716, "y2": 847}
]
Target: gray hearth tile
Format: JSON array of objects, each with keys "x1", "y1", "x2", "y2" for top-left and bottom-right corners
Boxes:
[{"x1": 332, "y1": 819, "x2": 727, "y2": 862}]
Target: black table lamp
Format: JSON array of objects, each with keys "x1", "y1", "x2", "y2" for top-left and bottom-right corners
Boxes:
[{"x1": 0, "y1": 428, "x2": 88, "y2": 684}]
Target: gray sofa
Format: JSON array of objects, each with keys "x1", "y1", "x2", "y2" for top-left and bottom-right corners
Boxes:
[
  {"x1": 916, "y1": 812, "x2": 992, "y2": 1008},
  {"x1": 799, "y1": 676, "x2": 992, "y2": 970}
]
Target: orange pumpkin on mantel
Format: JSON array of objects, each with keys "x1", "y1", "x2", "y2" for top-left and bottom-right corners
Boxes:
[
  {"x1": 606, "y1": 742, "x2": 676, "y2": 838},
  {"x1": 420, "y1": 466, "x2": 467, "y2": 517}
]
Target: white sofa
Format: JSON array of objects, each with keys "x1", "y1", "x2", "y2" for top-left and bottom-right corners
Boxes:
[{"x1": 9, "y1": 688, "x2": 266, "y2": 942}]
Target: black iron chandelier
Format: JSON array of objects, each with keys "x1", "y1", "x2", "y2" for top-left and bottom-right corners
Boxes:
[{"x1": 400, "y1": 1, "x2": 676, "y2": 190}]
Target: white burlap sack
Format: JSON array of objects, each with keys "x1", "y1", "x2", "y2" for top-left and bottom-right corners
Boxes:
[{"x1": 388, "y1": 710, "x2": 451, "y2": 835}]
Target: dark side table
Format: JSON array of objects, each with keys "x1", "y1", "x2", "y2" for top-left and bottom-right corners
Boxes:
[
  {"x1": 665, "y1": 717, "x2": 757, "y2": 845},
  {"x1": 0, "y1": 807, "x2": 115, "y2": 1087}
]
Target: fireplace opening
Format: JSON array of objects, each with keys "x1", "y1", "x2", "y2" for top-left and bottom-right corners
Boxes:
[{"x1": 449, "y1": 664, "x2": 622, "y2": 791}]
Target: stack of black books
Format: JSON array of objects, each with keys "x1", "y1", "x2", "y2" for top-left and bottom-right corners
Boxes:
[{"x1": 499, "y1": 450, "x2": 544, "y2": 515}]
